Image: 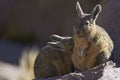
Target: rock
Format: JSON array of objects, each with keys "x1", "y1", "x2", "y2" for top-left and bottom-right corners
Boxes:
[
  {"x1": 35, "y1": 61, "x2": 120, "y2": 80},
  {"x1": 0, "y1": 61, "x2": 21, "y2": 80}
]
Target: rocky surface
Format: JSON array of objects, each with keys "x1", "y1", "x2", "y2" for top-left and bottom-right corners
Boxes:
[
  {"x1": 35, "y1": 61, "x2": 120, "y2": 80},
  {"x1": 0, "y1": 61, "x2": 21, "y2": 80}
]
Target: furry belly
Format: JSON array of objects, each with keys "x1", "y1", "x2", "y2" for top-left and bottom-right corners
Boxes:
[{"x1": 72, "y1": 47, "x2": 97, "y2": 71}]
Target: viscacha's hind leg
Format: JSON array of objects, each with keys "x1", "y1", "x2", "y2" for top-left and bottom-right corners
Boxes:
[{"x1": 95, "y1": 51, "x2": 111, "y2": 66}]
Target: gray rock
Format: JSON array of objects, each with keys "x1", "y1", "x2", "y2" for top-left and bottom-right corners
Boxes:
[{"x1": 35, "y1": 61, "x2": 120, "y2": 80}]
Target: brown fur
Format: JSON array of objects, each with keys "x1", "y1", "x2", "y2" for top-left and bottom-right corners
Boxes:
[
  {"x1": 34, "y1": 2, "x2": 114, "y2": 77},
  {"x1": 72, "y1": 2, "x2": 114, "y2": 71},
  {"x1": 34, "y1": 35, "x2": 74, "y2": 78}
]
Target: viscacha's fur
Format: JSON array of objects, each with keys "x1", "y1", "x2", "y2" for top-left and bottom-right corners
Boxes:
[
  {"x1": 72, "y1": 2, "x2": 114, "y2": 71},
  {"x1": 34, "y1": 34, "x2": 74, "y2": 78}
]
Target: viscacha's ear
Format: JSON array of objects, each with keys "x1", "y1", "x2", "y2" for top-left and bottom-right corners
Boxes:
[
  {"x1": 50, "y1": 34, "x2": 63, "y2": 41},
  {"x1": 76, "y1": 1, "x2": 84, "y2": 17},
  {"x1": 47, "y1": 42, "x2": 64, "y2": 51},
  {"x1": 90, "y1": 4, "x2": 102, "y2": 24}
]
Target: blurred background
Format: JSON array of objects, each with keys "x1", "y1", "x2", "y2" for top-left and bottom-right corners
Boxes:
[
  {"x1": 0, "y1": 0, "x2": 101, "y2": 65},
  {"x1": 0, "y1": 0, "x2": 120, "y2": 79}
]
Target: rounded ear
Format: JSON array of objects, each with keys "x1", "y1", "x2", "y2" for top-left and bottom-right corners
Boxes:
[
  {"x1": 90, "y1": 4, "x2": 102, "y2": 24},
  {"x1": 50, "y1": 34, "x2": 64, "y2": 41},
  {"x1": 76, "y1": 1, "x2": 84, "y2": 17},
  {"x1": 47, "y1": 42, "x2": 64, "y2": 51},
  {"x1": 47, "y1": 42, "x2": 57, "y2": 45}
]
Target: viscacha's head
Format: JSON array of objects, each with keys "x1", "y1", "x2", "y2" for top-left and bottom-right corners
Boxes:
[
  {"x1": 47, "y1": 34, "x2": 73, "y2": 52},
  {"x1": 73, "y1": 1, "x2": 102, "y2": 37}
]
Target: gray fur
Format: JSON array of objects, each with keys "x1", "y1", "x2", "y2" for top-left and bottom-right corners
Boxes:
[
  {"x1": 34, "y1": 35, "x2": 74, "y2": 78},
  {"x1": 72, "y1": 1, "x2": 114, "y2": 70}
]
